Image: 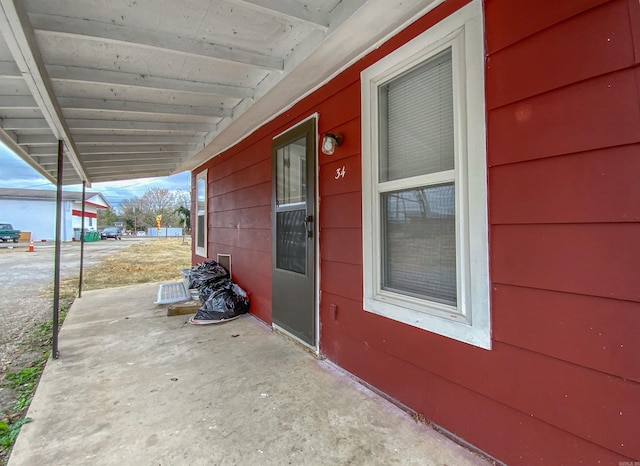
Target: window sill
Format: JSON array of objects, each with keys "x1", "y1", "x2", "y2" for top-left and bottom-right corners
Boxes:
[{"x1": 364, "y1": 295, "x2": 491, "y2": 350}]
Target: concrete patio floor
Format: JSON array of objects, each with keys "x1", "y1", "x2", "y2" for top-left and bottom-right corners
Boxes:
[{"x1": 9, "y1": 283, "x2": 489, "y2": 466}]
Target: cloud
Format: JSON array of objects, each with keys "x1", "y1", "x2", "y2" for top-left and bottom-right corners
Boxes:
[{"x1": 0, "y1": 145, "x2": 53, "y2": 189}]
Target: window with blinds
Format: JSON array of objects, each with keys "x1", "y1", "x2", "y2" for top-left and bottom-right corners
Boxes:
[
  {"x1": 361, "y1": 0, "x2": 491, "y2": 349},
  {"x1": 378, "y1": 48, "x2": 456, "y2": 306}
]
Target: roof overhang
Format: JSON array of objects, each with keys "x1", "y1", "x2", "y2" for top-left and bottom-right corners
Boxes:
[{"x1": 0, "y1": 0, "x2": 444, "y2": 185}]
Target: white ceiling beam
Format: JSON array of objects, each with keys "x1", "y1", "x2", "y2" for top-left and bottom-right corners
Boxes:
[
  {"x1": 40, "y1": 152, "x2": 183, "y2": 164},
  {"x1": 47, "y1": 64, "x2": 254, "y2": 100},
  {"x1": 18, "y1": 134, "x2": 203, "y2": 145},
  {"x1": 84, "y1": 162, "x2": 180, "y2": 171},
  {"x1": 0, "y1": 59, "x2": 19, "y2": 76},
  {"x1": 1, "y1": 117, "x2": 47, "y2": 129},
  {"x1": 76, "y1": 161, "x2": 179, "y2": 171},
  {"x1": 83, "y1": 154, "x2": 182, "y2": 163},
  {"x1": 41, "y1": 158, "x2": 181, "y2": 169},
  {"x1": 82, "y1": 164, "x2": 178, "y2": 175},
  {"x1": 2, "y1": 117, "x2": 212, "y2": 133},
  {"x1": 57, "y1": 97, "x2": 232, "y2": 118},
  {"x1": 29, "y1": 13, "x2": 283, "y2": 72},
  {"x1": 69, "y1": 129, "x2": 206, "y2": 137},
  {"x1": 66, "y1": 119, "x2": 213, "y2": 133},
  {"x1": 16, "y1": 133, "x2": 54, "y2": 145},
  {"x1": 232, "y1": 0, "x2": 329, "y2": 29},
  {"x1": 24, "y1": 147, "x2": 58, "y2": 156},
  {"x1": 77, "y1": 145, "x2": 195, "y2": 155},
  {"x1": 74, "y1": 135, "x2": 202, "y2": 145},
  {"x1": 0, "y1": 0, "x2": 89, "y2": 182},
  {"x1": 29, "y1": 144, "x2": 195, "y2": 156},
  {"x1": 90, "y1": 171, "x2": 172, "y2": 183},
  {"x1": 0, "y1": 95, "x2": 37, "y2": 108}
]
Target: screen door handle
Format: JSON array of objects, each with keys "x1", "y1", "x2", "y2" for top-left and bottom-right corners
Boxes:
[{"x1": 304, "y1": 215, "x2": 313, "y2": 238}]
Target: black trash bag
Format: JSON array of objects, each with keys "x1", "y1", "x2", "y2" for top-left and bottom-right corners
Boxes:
[
  {"x1": 226, "y1": 283, "x2": 250, "y2": 315},
  {"x1": 198, "y1": 278, "x2": 234, "y2": 304},
  {"x1": 192, "y1": 282, "x2": 250, "y2": 323},
  {"x1": 188, "y1": 260, "x2": 229, "y2": 291}
]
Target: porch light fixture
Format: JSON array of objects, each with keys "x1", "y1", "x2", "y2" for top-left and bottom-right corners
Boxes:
[{"x1": 321, "y1": 132, "x2": 343, "y2": 155}]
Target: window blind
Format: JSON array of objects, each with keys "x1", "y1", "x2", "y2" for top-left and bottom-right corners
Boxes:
[{"x1": 379, "y1": 47, "x2": 454, "y2": 183}]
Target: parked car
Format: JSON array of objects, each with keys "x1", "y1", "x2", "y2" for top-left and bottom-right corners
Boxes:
[
  {"x1": 100, "y1": 227, "x2": 122, "y2": 240},
  {"x1": 0, "y1": 223, "x2": 20, "y2": 243}
]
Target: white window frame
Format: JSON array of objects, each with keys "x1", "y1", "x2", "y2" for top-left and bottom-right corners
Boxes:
[
  {"x1": 195, "y1": 169, "x2": 208, "y2": 257},
  {"x1": 361, "y1": 0, "x2": 490, "y2": 349}
]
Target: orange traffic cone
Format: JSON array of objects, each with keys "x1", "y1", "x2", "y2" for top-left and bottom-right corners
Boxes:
[{"x1": 27, "y1": 239, "x2": 34, "y2": 252}]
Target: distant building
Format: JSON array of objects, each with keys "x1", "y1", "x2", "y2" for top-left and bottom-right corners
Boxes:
[{"x1": 0, "y1": 188, "x2": 110, "y2": 241}]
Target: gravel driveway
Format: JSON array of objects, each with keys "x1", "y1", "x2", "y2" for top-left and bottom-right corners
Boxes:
[{"x1": 0, "y1": 238, "x2": 147, "y2": 371}]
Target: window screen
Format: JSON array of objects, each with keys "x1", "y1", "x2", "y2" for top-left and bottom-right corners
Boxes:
[{"x1": 382, "y1": 184, "x2": 456, "y2": 306}]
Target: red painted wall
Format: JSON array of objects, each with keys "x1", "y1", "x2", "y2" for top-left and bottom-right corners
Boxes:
[
  {"x1": 191, "y1": 136, "x2": 273, "y2": 324},
  {"x1": 193, "y1": 0, "x2": 640, "y2": 463}
]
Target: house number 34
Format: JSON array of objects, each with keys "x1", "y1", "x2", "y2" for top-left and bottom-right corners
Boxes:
[{"x1": 335, "y1": 166, "x2": 346, "y2": 179}]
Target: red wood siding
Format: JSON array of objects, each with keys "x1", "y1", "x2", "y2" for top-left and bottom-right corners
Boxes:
[
  {"x1": 192, "y1": 140, "x2": 273, "y2": 324},
  {"x1": 483, "y1": 0, "x2": 640, "y2": 461},
  {"x1": 193, "y1": 0, "x2": 640, "y2": 463},
  {"x1": 484, "y1": 0, "x2": 611, "y2": 53}
]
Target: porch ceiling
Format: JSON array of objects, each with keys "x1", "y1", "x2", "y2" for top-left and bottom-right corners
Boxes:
[{"x1": 0, "y1": 0, "x2": 440, "y2": 186}]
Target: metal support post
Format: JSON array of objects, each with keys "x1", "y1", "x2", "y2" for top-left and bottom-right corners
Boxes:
[
  {"x1": 52, "y1": 140, "x2": 64, "y2": 359},
  {"x1": 78, "y1": 180, "x2": 86, "y2": 297}
]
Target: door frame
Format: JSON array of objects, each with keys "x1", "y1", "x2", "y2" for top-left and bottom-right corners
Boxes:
[{"x1": 271, "y1": 113, "x2": 320, "y2": 353}]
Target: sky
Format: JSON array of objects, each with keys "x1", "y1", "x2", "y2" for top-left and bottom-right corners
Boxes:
[{"x1": 0, "y1": 143, "x2": 191, "y2": 212}]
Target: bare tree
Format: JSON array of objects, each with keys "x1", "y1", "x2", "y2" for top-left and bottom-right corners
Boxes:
[{"x1": 119, "y1": 187, "x2": 191, "y2": 232}]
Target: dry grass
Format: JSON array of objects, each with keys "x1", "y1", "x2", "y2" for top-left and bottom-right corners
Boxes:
[{"x1": 60, "y1": 238, "x2": 192, "y2": 295}]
